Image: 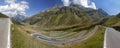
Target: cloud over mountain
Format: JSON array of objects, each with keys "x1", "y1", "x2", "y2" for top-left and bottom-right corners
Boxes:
[
  {"x1": 61, "y1": 0, "x2": 71, "y2": 6},
  {"x1": 61, "y1": 0, "x2": 97, "y2": 9},
  {"x1": 0, "y1": 0, "x2": 29, "y2": 17}
]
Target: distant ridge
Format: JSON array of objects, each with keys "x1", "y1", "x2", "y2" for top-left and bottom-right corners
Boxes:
[
  {"x1": 0, "y1": 13, "x2": 9, "y2": 18},
  {"x1": 24, "y1": 5, "x2": 108, "y2": 31}
]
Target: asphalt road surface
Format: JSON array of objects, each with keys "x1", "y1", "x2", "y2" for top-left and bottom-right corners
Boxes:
[
  {"x1": 104, "y1": 28, "x2": 120, "y2": 48},
  {"x1": 32, "y1": 26, "x2": 99, "y2": 45},
  {"x1": 0, "y1": 18, "x2": 10, "y2": 48}
]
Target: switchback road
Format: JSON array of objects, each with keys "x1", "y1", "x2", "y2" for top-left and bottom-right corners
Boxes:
[{"x1": 32, "y1": 26, "x2": 99, "y2": 45}]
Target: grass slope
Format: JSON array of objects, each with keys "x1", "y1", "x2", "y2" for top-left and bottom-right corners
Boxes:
[
  {"x1": 12, "y1": 23, "x2": 105, "y2": 48},
  {"x1": 0, "y1": 13, "x2": 9, "y2": 18},
  {"x1": 11, "y1": 24, "x2": 58, "y2": 48},
  {"x1": 56, "y1": 26, "x2": 105, "y2": 48},
  {"x1": 12, "y1": 5, "x2": 107, "y2": 48},
  {"x1": 104, "y1": 16, "x2": 120, "y2": 27}
]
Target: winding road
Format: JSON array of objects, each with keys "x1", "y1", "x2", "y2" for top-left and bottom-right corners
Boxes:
[
  {"x1": 0, "y1": 18, "x2": 10, "y2": 48},
  {"x1": 32, "y1": 26, "x2": 99, "y2": 45},
  {"x1": 32, "y1": 24, "x2": 120, "y2": 47},
  {"x1": 104, "y1": 28, "x2": 120, "y2": 48}
]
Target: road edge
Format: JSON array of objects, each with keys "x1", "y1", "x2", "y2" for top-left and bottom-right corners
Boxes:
[
  {"x1": 103, "y1": 28, "x2": 107, "y2": 48},
  {"x1": 7, "y1": 18, "x2": 10, "y2": 48}
]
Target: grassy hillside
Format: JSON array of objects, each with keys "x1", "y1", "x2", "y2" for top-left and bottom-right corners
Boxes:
[
  {"x1": 11, "y1": 24, "x2": 58, "y2": 48},
  {"x1": 0, "y1": 13, "x2": 9, "y2": 18},
  {"x1": 11, "y1": 23, "x2": 105, "y2": 48},
  {"x1": 106, "y1": 13, "x2": 120, "y2": 27},
  {"x1": 12, "y1": 5, "x2": 108, "y2": 48},
  {"x1": 116, "y1": 13, "x2": 120, "y2": 18},
  {"x1": 24, "y1": 5, "x2": 108, "y2": 32},
  {"x1": 60, "y1": 26, "x2": 105, "y2": 48},
  {"x1": 103, "y1": 13, "x2": 120, "y2": 31},
  {"x1": 104, "y1": 16, "x2": 120, "y2": 27},
  {"x1": 105, "y1": 16, "x2": 120, "y2": 26}
]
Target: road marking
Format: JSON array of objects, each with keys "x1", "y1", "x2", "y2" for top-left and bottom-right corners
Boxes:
[
  {"x1": 7, "y1": 19, "x2": 10, "y2": 48},
  {"x1": 104, "y1": 28, "x2": 107, "y2": 48}
]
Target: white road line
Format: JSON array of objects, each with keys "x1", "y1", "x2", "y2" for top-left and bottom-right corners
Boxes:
[
  {"x1": 7, "y1": 19, "x2": 10, "y2": 48},
  {"x1": 104, "y1": 28, "x2": 107, "y2": 48}
]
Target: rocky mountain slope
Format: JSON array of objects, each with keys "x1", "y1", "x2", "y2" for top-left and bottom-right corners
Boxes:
[
  {"x1": 13, "y1": 14, "x2": 27, "y2": 22},
  {"x1": 24, "y1": 5, "x2": 108, "y2": 31},
  {"x1": 11, "y1": 4, "x2": 120, "y2": 48}
]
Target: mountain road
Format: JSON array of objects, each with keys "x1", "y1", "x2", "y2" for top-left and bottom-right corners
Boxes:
[{"x1": 0, "y1": 18, "x2": 10, "y2": 48}]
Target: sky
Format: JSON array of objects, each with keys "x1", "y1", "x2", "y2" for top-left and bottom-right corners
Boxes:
[{"x1": 0, "y1": 0, "x2": 120, "y2": 17}]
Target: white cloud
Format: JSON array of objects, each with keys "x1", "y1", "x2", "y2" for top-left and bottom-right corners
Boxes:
[
  {"x1": 61, "y1": 0, "x2": 71, "y2": 6},
  {"x1": 73, "y1": 0, "x2": 88, "y2": 7},
  {"x1": 5, "y1": 0, "x2": 15, "y2": 4},
  {"x1": 0, "y1": 0, "x2": 29, "y2": 17},
  {"x1": 61, "y1": 0, "x2": 97, "y2": 9}
]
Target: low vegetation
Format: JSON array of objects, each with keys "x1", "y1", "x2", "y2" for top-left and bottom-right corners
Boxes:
[
  {"x1": 11, "y1": 24, "x2": 58, "y2": 48},
  {"x1": 77, "y1": 26, "x2": 105, "y2": 48},
  {"x1": 104, "y1": 17, "x2": 120, "y2": 27},
  {"x1": 12, "y1": 23, "x2": 105, "y2": 48},
  {"x1": 11, "y1": 4, "x2": 116, "y2": 48},
  {"x1": 0, "y1": 13, "x2": 9, "y2": 18},
  {"x1": 54, "y1": 26, "x2": 105, "y2": 48},
  {"x1": 104, "y1": 13, "x2": 120, "y2": 31}
]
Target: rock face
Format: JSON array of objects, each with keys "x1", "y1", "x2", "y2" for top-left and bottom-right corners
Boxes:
[
  {"x1": 13, "y1": 14, "x2": 26, "y2": 22},
  {"x1": 24, "y1": 5, "x2": 108, "y2": 30}
]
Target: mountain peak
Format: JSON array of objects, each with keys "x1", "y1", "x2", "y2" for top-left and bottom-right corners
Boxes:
[
  {"x1": 24, "y1": 5, "x2": 108, "y2": 29},
  {"x1": 13, "y1": 14, "x2": 26, "y2": 22}
]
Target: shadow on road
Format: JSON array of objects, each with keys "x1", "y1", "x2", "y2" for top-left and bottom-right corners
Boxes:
[{"x1": 113, "y1": 26, "x2": 120, "y2": 31}]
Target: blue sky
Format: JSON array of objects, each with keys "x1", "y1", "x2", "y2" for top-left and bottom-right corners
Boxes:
[
  {"x1": 92, "y1": 0, "x2": 120, "y2": 15},
  {"x1": 25, "y1": 0, "x2": 62, "y2": 16},
  {"x1": 0, "y1": 0, "x2": 120, "y2": 17}
]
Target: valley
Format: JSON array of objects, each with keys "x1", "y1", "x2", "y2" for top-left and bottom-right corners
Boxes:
[
  {"x1": 11, "y1": 23, "x2": 105, "y2": 48},
  {"x1": 0, "y1": 3, "x2": 120, "y2": 48}
]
